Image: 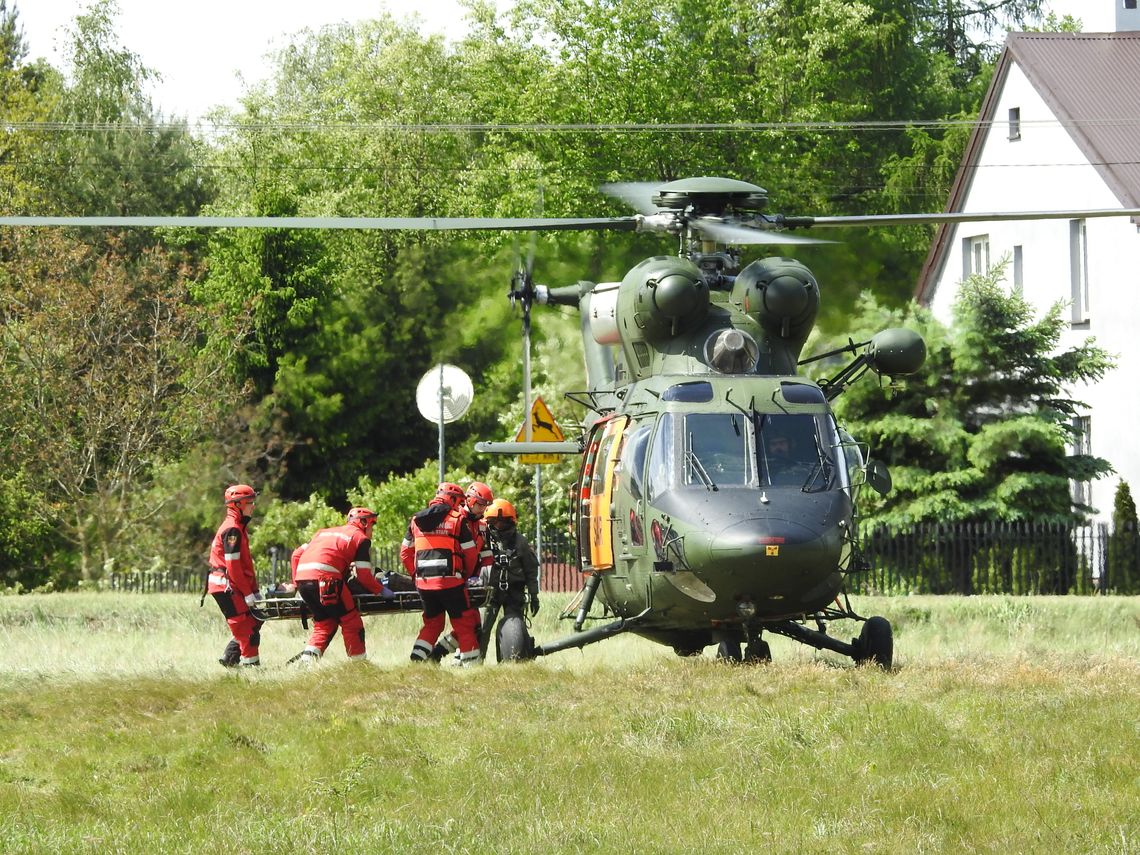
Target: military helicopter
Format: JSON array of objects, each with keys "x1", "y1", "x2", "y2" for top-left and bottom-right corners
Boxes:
[
  {"x1": 7, "y1": 176, "x2": 1139, "y2": 667},
  {"x1": 476, "y1": 176, "x2": 926, "y2": 668}
]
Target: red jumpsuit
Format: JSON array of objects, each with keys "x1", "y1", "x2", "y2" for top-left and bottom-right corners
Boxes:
[
  {"x1": 429, "y1": 507, "x2": 493, "y2": 662},
  {"x1": 294, "y1": 523, "x2": 382, "y2": 659},
  {"x1": 208, "y1": 506, "x2": 261, "y2": 663},
  {"x1": 401, "y1": 500, "x2": 479, "y2": 663}
]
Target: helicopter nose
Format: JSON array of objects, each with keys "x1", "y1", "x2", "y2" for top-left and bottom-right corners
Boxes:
[{"x1": 704, "y1": 514, "x2": 845, "y2": 612}]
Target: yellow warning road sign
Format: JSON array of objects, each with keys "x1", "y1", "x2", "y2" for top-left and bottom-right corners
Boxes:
[{"x1": 516, "y1": 396, "x2": 566, "y2": 463}]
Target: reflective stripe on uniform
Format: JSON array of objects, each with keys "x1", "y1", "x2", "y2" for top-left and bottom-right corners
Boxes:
[
  {"x1": 298, "y1": 561, "x2": 340, "y2": 574},
  {"x1": 417, "y1": 558, "x2": 449, "y2": 568},
  {"x1": 223, "y1": 552, "x2": 240, "y2": 561}
]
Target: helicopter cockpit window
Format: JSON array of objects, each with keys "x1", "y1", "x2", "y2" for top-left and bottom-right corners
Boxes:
[
  {"x1": 838, "y1": 427, "x2": 866, "y2": 493},
  {"x1": 757, "y1": 413, "x2": 839, "y2": 491},
  {"x1": 645, "y1": 411, "x2": 841, "y2": 497},
  {"x1": 780, "y1": 382, "x2": 826, "y2": 405},
  {"x1": 622, "y1": 424, "x2": 652, "y2": 501},
  {"x1": 646, "y1": 413, "x2": 676, "y2": 502},
  {"x1": 685, "y1": 413, "x2": 750, "y2": 487},
  {"x1": 662, "y1": 381, "x2": 714, "y2": 403}
]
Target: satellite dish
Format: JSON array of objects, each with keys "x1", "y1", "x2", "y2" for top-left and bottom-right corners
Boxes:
[{"x1": 416, "y1": 364, "x2": 473, "y2": 424}]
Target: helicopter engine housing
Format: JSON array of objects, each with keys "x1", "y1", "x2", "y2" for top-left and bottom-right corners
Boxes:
[
  {"x1": 732, "y1": 257, "x2": 819, "y2": 369},
  {"x1": 616, "y1": 256, "x2": 710, "y2": 376}
]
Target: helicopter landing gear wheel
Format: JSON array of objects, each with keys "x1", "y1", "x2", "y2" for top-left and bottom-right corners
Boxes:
[
  {"x1": 853, "y1": 616, "x2": 893, "y2": 669},
  {"x1": 496, "y1": 615, "x2": 531, "y2": 662},
  {"x1": 744, "y1": 640, "x2": 771, "y2": 663},
  {"x1": 716, "y1": 640, "x2": 743, "y2": 662}
]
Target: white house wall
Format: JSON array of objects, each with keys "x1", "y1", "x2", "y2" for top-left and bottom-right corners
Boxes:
[{"x1": 929, "y1": 62, "x2": 1140, "y2": 523}]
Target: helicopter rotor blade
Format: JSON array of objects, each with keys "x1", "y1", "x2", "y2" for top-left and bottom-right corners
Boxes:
[
  {"x1": 691, "y1": 218, "x2": 836, "y2": 246},
  {"x1": 0, "y1": 215, "x2": 642, "y2": 232},
  {"x1": 786, "y1": 208, "x2": 1140, "y2": 228},
  {"x1": 600, "y1": 181, "x2": 661, "y2": 214}
]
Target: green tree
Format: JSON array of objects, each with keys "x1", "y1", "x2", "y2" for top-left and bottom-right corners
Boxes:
[
  {"x1": 829, "y1": 263, "x2": 1114, "y2": 527},
  {"x1": 197, "y1": 0, "x2": 1038, "y2": 507},
  {"x1": 0, "y1": 231, "x2": 237, "y2": 581},
  {"x1": 20, "y1": 0, "x2": 212, "y2": 242},
  {"x1": 0, "y1": 472, "x2": 69, "y2": 590},
  {"x1": 1106, "y1": 480, "x2": 1139, "y2": 594},
  {"x1": 0, "y1": 0, "x2": 61, "y2": 214}
]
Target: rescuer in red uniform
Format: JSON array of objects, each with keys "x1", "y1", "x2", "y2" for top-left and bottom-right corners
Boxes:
[
  {"x1": 465, "y1": 481, "x2": 495, "y2": 581},
  {"x1": 429, "y1": 481, "x2": 494, "y2": 662},
  {"x1": 207, "y1": 484, "x2": 262, "y2": 668},
  {"x1": 292, "y1": 507, "x2": 383, "y2": 663},
  {"x1": 402, "y1": 482, "x2": 481, "y2": 665}
]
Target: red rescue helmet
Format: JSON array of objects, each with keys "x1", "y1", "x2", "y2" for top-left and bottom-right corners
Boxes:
[
  {"x1": 465, "y1": 481, "x2": 493, "y2": 509},
  {"x1": 436, "y1": 482, "x2": 465, "y2": 509},
  {"x1": 224, "y1": 484, "x2": 257, "y2": 505},
  {"x1": 485, "y1": 498, "x2": 517, "y2": 522},
  {"x1": 347, "y1": 507, "x2": 378, "y2": 530}
]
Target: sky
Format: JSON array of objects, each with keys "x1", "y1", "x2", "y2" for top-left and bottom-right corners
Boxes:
[
  {"x1": 12, "y1": 0, "x2": 1100, "y2": 124},
  {"x1": 14, "y1": 0, "x2": 495, "y2": 122}
]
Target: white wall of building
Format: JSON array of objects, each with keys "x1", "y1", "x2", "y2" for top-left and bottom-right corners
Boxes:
[{"x1": 929, "y1": 63, "x2": 1140, "y2": 522}]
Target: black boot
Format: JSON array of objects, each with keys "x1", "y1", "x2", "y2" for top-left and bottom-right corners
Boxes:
[{"x1": 218, "y1": 639, "x2": 240, "y2": 668}]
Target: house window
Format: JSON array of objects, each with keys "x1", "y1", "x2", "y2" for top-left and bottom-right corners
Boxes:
[
  {"x1": 1008, "y1": 107, "x2": 1021, "y2": 141},
  {"x1": 962, "y1": 234, "x2": 990, "y2": 278},
  {"x1": 1013, "y1": 245, "x2": 1023, "y2": 294},
  {"x1": 1070, "y1": 219, "x2": 1090, "y2": 323},
  {"x1": 1070, "y1": 416, "x2": 1092, "y2": 508}
]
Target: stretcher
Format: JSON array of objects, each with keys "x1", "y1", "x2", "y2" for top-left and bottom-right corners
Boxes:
[{"x1": 249, "y1": 581, "x2": 490, "y2": 621}]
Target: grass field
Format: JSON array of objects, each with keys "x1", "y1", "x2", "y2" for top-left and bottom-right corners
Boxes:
[{"x1": 1, "y1": 593, "x2": 1137, "y2": 854}]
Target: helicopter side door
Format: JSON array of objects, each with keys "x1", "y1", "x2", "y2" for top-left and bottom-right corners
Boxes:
[{"x1": 576, "y1": 415, "x2": 629, "y2": 572}]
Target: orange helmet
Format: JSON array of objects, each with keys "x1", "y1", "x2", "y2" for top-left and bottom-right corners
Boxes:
[
  {"x1": 436, "y1": 482, "x2": 465, "y2": 509},
  {"x1": 224, "y1": 484, "x2": 257, "y2": 505},
  {"x1": 347, "y1": 507, "x2": 378, "y2": 529},
  {"x1": 465, "y1": 481, "x2": 493, "y2": 507},
  {"x1": 486, "y1": 498, "x2": 517, "y2": 522}
]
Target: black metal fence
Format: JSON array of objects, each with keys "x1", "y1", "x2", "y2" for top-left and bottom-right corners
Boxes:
[
  {"x1": 105, "y1": 521, "x2": 1138, "y2": 595},
  {"x1": 854, "y1": 521, "x2": 1138, "y2": 595}
]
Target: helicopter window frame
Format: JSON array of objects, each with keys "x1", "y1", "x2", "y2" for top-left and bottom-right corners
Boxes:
[
  {"x1": 780, "y1": 382, "x2": 827, "y2": 405},
  {"x1": 621, "y1": 423, "x2": 653, "y2": 502},
  {"x1": 755, "y1": 412, "x2": 842, "y2": 492},
  {"x1": 836, "y1": 426, "x2": 863, "y2": 495},
  {"x1": 646, "y1": 413, "x2": 677, "y2": 503},
  {"x1": 683, "y1": 412, "x2": 753, "y2": 488},
  {"x1": 661, "y1": 381, "x2": 714, "y2": 403}
]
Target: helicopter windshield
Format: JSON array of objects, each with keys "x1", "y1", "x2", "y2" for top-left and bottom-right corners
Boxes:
[
  {"x1": 756, "y1": 413, "x2": 838, "y2": 490},
  {"x1": 646, "y1": 411, "x2": 843, "y2": 496}
]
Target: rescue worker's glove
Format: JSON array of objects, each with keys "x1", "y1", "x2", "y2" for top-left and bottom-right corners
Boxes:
[
  {"x1": 244, "y1": 592, "x2": 260, "y2": 606},
  {"x1": 529, "y1": 596, "x2": 540, "y2": 617}
]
